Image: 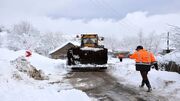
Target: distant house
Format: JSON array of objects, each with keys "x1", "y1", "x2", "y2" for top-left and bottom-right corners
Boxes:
[{"x1": 49, "y1": 41, "x2": 80, "y2": 59}]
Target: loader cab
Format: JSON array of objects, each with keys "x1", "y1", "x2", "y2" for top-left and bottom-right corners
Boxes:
[{"x1": 81, "y1": 34, "x2": 98, "y2": 47}]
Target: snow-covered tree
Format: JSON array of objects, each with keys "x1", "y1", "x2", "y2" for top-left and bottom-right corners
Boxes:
[
  {"x1": 0, "y1": 26, "x2": 8, "y2": 48},
  {"x1": 35, "y1": 32, "x2": 68, "y2": 55},
  {"x1": 170, "y1": 25, "x2": 180, "y2": 50},
  {"x1": 0, "y1": 34, "x2": 2, "y2": 47},
  {"x1": 12, "y1": 21, "x2": 38, "y2": 35},
  {"x1": 137, "y1": 30, "x2": 143, "y2": 45},
  {"x1": 117, "y1": 31, "x2": 162, "y2": 54},
  {"x1": 7, "y1": 21, "x2": 40, "y2": 50},
  {"x1": 0, "y1": 25, "x2": 5, "y2": 32},
  {"x1": 6, "y1": 21, "x2": 70, "y2": 55},
  {"x1": 0, "y1": 28, "x2": 2, "y2": 32},
  {"x1": 119, "y1": 36, "x2": 138, "y2": 52},
  {"x1": 135, "y1": 31, "x2": 161, "y2": 54},
  {"x1": 104, "y1": 37, "x2": 120, "y2": 51},
  {"x1": 145, "y1": 32, "x2": 161, "y2": 53}
]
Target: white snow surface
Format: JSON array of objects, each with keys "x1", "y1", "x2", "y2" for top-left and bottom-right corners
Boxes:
[
  {"x1": 157, "y1": 50, "x2": 180, "y2": 64},
  {"x1": 1, "y1": 47, "x2": 180, "y2": 101},
  {"x1": 108, "y1": 57, "x2": 180, "y2": 101},
  {"x1": 0, "y1": 48, "x2": 91, "y2": 101}
]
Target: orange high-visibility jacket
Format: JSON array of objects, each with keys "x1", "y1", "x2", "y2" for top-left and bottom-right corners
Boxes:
[{"x1": 130, "y1": 49, "x2": 156, "y2": 64}]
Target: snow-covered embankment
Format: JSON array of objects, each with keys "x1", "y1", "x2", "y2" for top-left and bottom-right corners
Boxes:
[
  {"x1": 108, "y1": 57, "x2": 180, "y2": 101},
  {"x1": 0, "y1": 48, "x2": 91, "y2": 101}
]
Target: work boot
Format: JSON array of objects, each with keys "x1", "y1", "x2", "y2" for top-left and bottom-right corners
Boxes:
[
  {"x1": 145, "y1": 80, "x2": 152, "y2": 92},
  {"x1": 147, "y1": 87, "x2": 152, "y2": 92},
  {"x1": 139, "y1": 80, "x2": 145, "y2": 88}
]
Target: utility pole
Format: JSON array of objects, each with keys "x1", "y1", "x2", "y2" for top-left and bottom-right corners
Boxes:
[{"x1": 167, "y1": 32, "x2": 170, "y2": 53}]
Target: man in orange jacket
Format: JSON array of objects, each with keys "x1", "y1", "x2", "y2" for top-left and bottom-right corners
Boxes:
[{"x1": 130, "y1": 45, "x2": 158, "y2": 92}]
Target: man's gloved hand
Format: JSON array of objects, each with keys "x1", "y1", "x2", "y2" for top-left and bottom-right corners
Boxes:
[{"x1": 153, "y1": 62, "x2": 158, "y2": 70}]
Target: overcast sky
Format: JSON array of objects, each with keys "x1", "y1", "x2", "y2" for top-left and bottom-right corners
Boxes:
[{"x1": 1, "y1": 0, "x2": 180, "y2": 37}]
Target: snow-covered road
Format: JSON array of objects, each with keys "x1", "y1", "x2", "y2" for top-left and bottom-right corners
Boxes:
[{"x1": 65, "y1": 71, "x2": 167, "y2": 101}]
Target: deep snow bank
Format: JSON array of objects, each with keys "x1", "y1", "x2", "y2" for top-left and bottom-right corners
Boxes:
[
  {"x1": 0, "y1": 82, "x2": 90, "y2": 101},
  {"x1": 157, "y1": 51, "x2": 180, "y2": 73},
  {"x1": 108, "y1": 58, "x2": 180, "y2": 100},
  {"x1": 157, "y1": 50, "x2": 180, "y2": 64},
  {"x1": 0, "y1": 48, "x2": 91, "y2": 101}
]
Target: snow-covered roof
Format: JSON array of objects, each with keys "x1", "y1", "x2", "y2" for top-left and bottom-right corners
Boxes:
[
  {"x1": 49, "y1": 41, "x2": 80, "y2": 54},
  {"x1": 158, "y1": 50, "x2": 180, "y2": 64}
]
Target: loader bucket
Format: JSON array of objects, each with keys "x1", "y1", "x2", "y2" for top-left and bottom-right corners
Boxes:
[{"x1": 67, "y1": 47, "x2": 108, "y2": 65}]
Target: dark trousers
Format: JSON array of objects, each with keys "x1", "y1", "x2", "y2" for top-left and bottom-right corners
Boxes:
[
  {"x1": 140, "y1": 71, "x2": 151, "y2": 88},
  {"x1": 119, "y1": 58, "x2": 122, "y2": 62}
]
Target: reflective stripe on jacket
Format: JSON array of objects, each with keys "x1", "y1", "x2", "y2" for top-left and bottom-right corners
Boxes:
[{"x1": 130, "y1": 49, "x2": 156, "y2": 64}]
